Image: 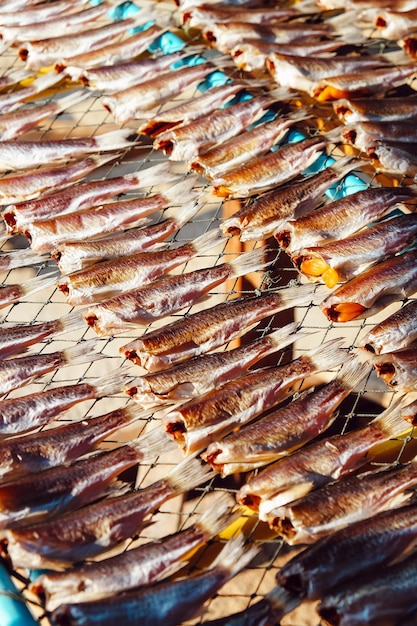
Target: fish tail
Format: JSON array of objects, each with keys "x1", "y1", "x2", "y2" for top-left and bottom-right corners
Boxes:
[
  {"x1": 135, "y1": 161, "x2": 179, "y2": 188},
  {"x1": 22, "y1": 271, "x2": 58, "y2": 298},
  {"x1": 230, "y1": 247, "x2": 267, "y2": 278},
  {"x1": 400, "y1": 398, "x2": 417, "y2": 425},
  {"x1": 132, "y1": 425, "x2": 178, "y2": 460},
  {"x1": 266, "y1": 322, "x2": 314, "y2": 351},
  {"x1": 32, "y1": 70, "x2": 62, "y2": 93},
  {"x1": 168, "y1": 456, "x2": 216, "y2": 494},
  {"x1": 93, "y1": 128, "x2": 139, "y2": 151},
  {"x1": 162, "y1": 177, "x2": 200, "y2": 206},
  {"x1": 164, "y1": 201, "x2": 200, "y2": 229},
  {"x1": 6, "y1": 248, "x2": 44, "y2": 270},
  {"x1": 212, "y1": 533, "x2": 259, "y2": 578},
  {"x1": 373, "y1": 394, "x2": 414, "y2": 436},
  {"x1": 265, "y1": 585, "x2": 302, "y2": 618},
  {"x1": 336, "y1": 353, "x2": 372, "y2": 389},
  {"x1": 192, "y1": 228, "x2": 224, "y2": 256},
  {"x1": 197, "y1": 493, "x2": 237, "y2": 539},
  {"x1": 272, "y1": 282, "x2": 323, "y2": 309},
  {"x1": 62, "y1": 338, "x2": 106, "y2": 367},
  {"x1": 307, "y1": 337, "x2": 349, "y2": 371},
  {"x1": 92, "y1": 368, "x2": 135, "y2": 398},
  {"x1": 54, "y1": 89, "x2": 91, "y2": 114},
  {"x1": 57, "y1": 310, "x2": 85, "y2": 334}
]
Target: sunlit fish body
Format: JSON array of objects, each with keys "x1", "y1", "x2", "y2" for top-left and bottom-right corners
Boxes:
[
  {"x1": 342, "y1": 120, "x2": 417, "y2": 150},
  {"x1": 367, "y1": 140, "x2": 417, "y2": 178},
  {"x1": 333, "y1": 93, "x2": 417, "y2": 123},
  {"x1": 182, "y1": 4, "x2": 299, "y2": 30},
  {"x1": 359, "y1": 299, "x2": 417, "y2": 354},
  {"x1": 373, "y1": 7, "x2": 417, "y2": 39},
  {"x1": 0, "y1": 0, "x2": 86, "y2": 26},
  {"x1": 373, "y1": 347, "x2": 417, "y2": 391}
]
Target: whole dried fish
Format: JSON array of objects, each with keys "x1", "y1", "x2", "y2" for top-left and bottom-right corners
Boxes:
[
  {"x1": 52, "y1": 201, "x2": 199, "y2": 275},
  {"x1": 32, "y1": 494, "x2": 234, "y2": 610},
  {"x1": 320, "y1": 249, "x2": 417, "y2": 322},
  {"x1": 342, "y1": 120, "x2": 417, "y2": 149},
  {"x1": 0, "y1": 368, "x2": 129, "y2": 437},
  {"x1": 49, "y1": 534, "x2": 258, "y2": 626},
  {"x1": 317, "y1": 550, "x2": 417, "y2": 626},
  {"x1": 4, "y1": 456, "x2": 213, "y2": 568},
  {"x1": 359, "y1": 299, "x2": 417, "y2": 355},
  {"x1": 3, "y1": 163, "x2": 172, "y2": 235},
  {"x1": 221, "y1": 155, "x2": 360, "y2": 241},
  {"x1": 0, "y1": 128, "x2": 137, "y2": 172},
  {"x1": 212, "y1": 135, "x2": 327, "y2": 198},
  {"x1": 154, "y1": 94, "x2": 276, "y2": 162},
  {"x1": 84, "y1": 247, "x2": 266, "y2": 336},
  {"x1": 58, "y1": 228, "x2": 220, "y2": 306},
  {"x1": 0, "y1": 0, "x2": 86, "y2": 26},
  {"x1": 24, "y1": 178, "x2": 197, "y2": 254},
  {"x1": 121, "y1": 283, "x2": 318, "y2": 371},
  {"x1": 367, "y1": 140, "x2": 417, "y2": 178},
  {"x1": 268, "y1": 453, "x2": 417, "y2": 545},
  {"x1": 333, "y1": 94, "x2": 417, "y2": 123},
  {"x1": 0, "y1": 404, "x2": 143, "y2": 480},
  {"x1": 0, "y1": 428, "x2": 170, "y2": 529},
  {"x1": 373, "y1": 347, "x2": 417, "y2": 391},
  {"x1": 102, "y1": 61, "x2": 223, "y2": 124},
  {"x1": 164, "y1": 339, "x2": 347, "y2": 456},
  {"x1": 276, "y1": 186, "x2": 417, "y2": 254},
  {"x1": 202, "y1": 356, "x2": 370, "y2": 476},
  {"x1": 0, "y1": 338, "x2": 104, "y2": 395},
  {"x1": 291, "y1": 212, "x2": 417, "y2": 288},
  {"x1": 276, "y1": 500, "x2": 417, "y2": 602},
  {"x1": 237, "y1": 397, "x2": 411, "y2": 519},
  {"x1": 125, "y1": 322, "x2": 306, "y2": 407},
  {"x1": 182, "y1": 4, "x2": 299, "y2": 29}
]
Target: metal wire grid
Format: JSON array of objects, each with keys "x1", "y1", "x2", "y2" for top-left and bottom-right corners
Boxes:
[{"x1": 0, "y1": 4, "x2": 415, "y2": 626}]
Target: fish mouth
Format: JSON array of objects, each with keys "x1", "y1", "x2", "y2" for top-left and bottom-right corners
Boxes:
[
  {"x1": 84, "y1": 314, "x2": 99, "y2": 328},
  {"x1": 57, "y1": 282, "x2": 69, "y2": 298},
  {"x1": 271, "y1": 515, "x2": 296, "y2": 541},
  {"x1": 238, "y1": 492, "x2": 261, "y2": 511},
  {"x1": 18, "y1": 47, "x2": 29, "y2": 62},
  {"x1": 155, "y1": 139, "x2": 174, "y2": 156},
  {"x1": 204, "y1": 29, "x2": 217, "y2": 43},
  {"x1": 277, "y1": 571, "x2": 304, "y2": 595},
  {"x1": 375, "y1": 16, "x2": 387, "y2": 28},
  {"x1": 318, "y1": 605, "x2": 342, "y2": 626},
  {"x1": 275, "y1": 229, "x2": 291, "y2": 250},
  {"x1": 374, "y1": 361, "x2": 396, "y2": 385}
]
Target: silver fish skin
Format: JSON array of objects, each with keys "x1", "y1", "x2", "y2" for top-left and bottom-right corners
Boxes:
[
  {"x1": 212, "y1": 135, "x2": 327, "y2": 198},
  {"x1": 49, "y1": 534, "x2": 258, "y2": 626},
  {"x1": 138, "y1": 83, "x2": 245, "y2": 137},
  {"x1": 182, "y1": 4, "x2": 299, "y2": 29},
  {"x1": 202, "y1": 356, "x2": 370, "y2": 476},
  {"x1": 343, "y1": 120, "x2": 417, "y2": 149},
  {"x1": 18, "y1": 17, "x2": 143, "y2": 70},
  {"x1": 55, "y1": 23, "x2": 164, "y2": 78},
  {"x1": 333, "y1": 94, "x2": 417, "y2": 123},
  {"x1": 237, "y1": 398, "x2": 411, "y2": 519},
  {"x1": 276, "y1": 186, "x2": 417, "y2": 254},
  {"x1": 84, "y1": 247, "x2": 266, "y2": 336},
  {"x1": 0, "y1": 2, "x2": 111, "y2": 42},
  {"x1": 0, "y1": 0, "x2": 86, "y2": 26},
  {"x1": 317, "y1": 550, "x2": 417, "y2": 626},
  {"x1": 0, "y1": 404, "x2": 142, "y2": 480},
  {"x1": 0, "y1": 310, "x2": 83, "y2": 359},
  {"x1": 291, "y1": 212, "x2": 417, "y2": 288},
  {"x1": 164, "y1": 340, "x2": 347, "y2": 456},
  {"x1": 367, "y1": 140, "x2": 417, "y2": 178},
  {"x1": 320, "y1": 248, "x2": 417, "y2": 323},
  {"x1": 373, "y1": 347, "x2": 417, "y2": 391},
  {"x1": 4, "y1": 456, "x2": 213, "y2": 568},
  {"x1": 101, "y1": 61, "x2": 221, "y2": 124},
  {"x1": 221, "y1": 155, "x2": 360, "y2": 241},
  {"x1": 359, "y1": 299, "x2": 417, "y2": 355},
  {"x1": 0, "y1": 71, "x2": 62, "y2": 115},
  {"x1": 57, "y1": 228, "x2": 220, "y2": 306},
  {"x1": 125, "y1": 322, "x2": 306, "y2": 407},
  {"x1": 33, "y1": 494, "x2": 234, "y2": 610},
  {"x1": 276, "y1": 501, "x2": 417, "y2": 602},
  {"x1": 0, "y1": 338, "x2": 104, "y2": 395},
  {"x1": 121, "y1": 283, "x2": 318, "y2": 372},
  {"x1": 154, "y1": 94, "x2": 276, "y2": 162},
  {"x1": 0, "y1": 128, "x2": 137, "y2": 172},
  {"x1": 0, "y1": 89, "x2": 89, "y2": 141},
  {"x1": 0, "y1": 154, "x2": 112, "y2": 207},
  {"x1": 24, "y1": 177, "x2": 196, "y2": 254},
  {"x1": 191, "y1": 112, "x2": 307, "y2": 178},
  {"x1": 267, "y1": 458, "x2": 417, "y2": 545},
  {"x1": 2, "y1": 167, "x2": 165, "y2": 235},
  {"x1": 373, "y1": 7, "x2": 417, "y2": 40},
  {"x1": 52, "y1": 201, "x2": 199, "y2": 275},
  {"x1": 0, "y1": 368, "x2": 128, "y2": 437}
]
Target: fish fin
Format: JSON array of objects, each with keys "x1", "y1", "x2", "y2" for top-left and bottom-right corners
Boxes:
[
  {"x1": 93, "y1": 128, "x2": 139, "y2": 151},
  {"x1": 31, "y1": 70, "x2": 62, "y2": 93},
  {"x1": 266, "y1": 322, "x2": 316, "y2": 352},
  {"x1": 272, "y1": 282, "x2": 324, "y2": 309},
  {"x1": 136, "y1": 161, "x2": 179, "y2": 188},
  {"x1": 211, "y1": 533, "x2": 259, "y2": 578},
  {"x1": 54, "y1": 89, "x2": 91, "y2": 113},
  {"x1": 163, "y1": 200, "x2": 200, "y2": 229},
  {"x1": 334, "y1": 353, "x2": 372, "y2": 389},
  {"x1": 230, "y1": 246, "x2": 267, "y2": 278},
  {"x1": 92, "y1": 368, "x2": 136, "y2": 398},
  {"x1": 192, "y1": 227, "x2": 224, "y2": 256},
  {"x1": 131, "y1": 425, "x2": 177, "y2": 460},
  {"x1": 197, "y1": 493, "x2": 238, "y2": 539},
  {"x1": 162, "y1": 176, "x2": 200, "y2": 207},
  {"x1": 372, "y1": 394, "x2": 413, "y2": 436},
  {"x1": 265, "y1": 585, "x2": 302, "y2": 617},
  {"x1": 3, "y1": 247, "x2": 44, "y2": 270},
  {"x1": 57, "y1": 309, "x2": 86, "y2": 334},
  {"x1": 167, "y1": 455, "x2": 216, "y2": 494},
  {"x1": 21, "y1": 271, "x2": 58, "y2": 298},
  {"x1": 63, "y1": 339, "x2": 107, "y2": 367},
  {"x1": 307, "y1": 337, "x2": 349, "y2": 372}
]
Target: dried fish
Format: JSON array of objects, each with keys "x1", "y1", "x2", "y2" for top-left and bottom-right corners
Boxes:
[
  {"x1": 24, "y1": 178, "x2": 197, "y2": 254},
  {"x1": 0, "y1": 368, "x2": 129, "y2": 437},
  {"x1": 359, "y1": 299, "x2": 417, "y2": 355},
  {"x1": 342, "y1": 120, "x2": 417, "y2": 150},
  {"x1": 0, "y1": 272, "x2": 57, "y2": 312},
  {"x1": 0, "y1": 128, "x2": 137, "y2": 172},
  {"x1": 373, "y1": 7, "x2": 417, "y2": 39},
  {"x1": 268, "y1": 454, "x2": 417, "y2": 545},
  {"x1": 333, "y1": 93, "x2": 417, "y2": 123},
  {"x1": 320, "y1": 249, "x2": 417, "y2": 323},
  {"x1": 4, "y1": 456, "x2": 213, "y2": 568},
  {"x1": 221, "y1": 155, "x2": 360, "y2": 241},
  {"x1": 52, "y1": 201, "x2": 199, "y2": 275},
  {"x1": 0, "y1": 71, "x2": 62, "y2": 115},
  {"x1": 32, "y1": 494, "x2": 234, "y2": 610},
  {"x1": 367, "y1": 140, "x2": 417, "y2": 178},
  {"x1": 202, "y1": 356, "x2": 370, "y2": 476},
  {"x1": 84, "y1": 247, "x2": 266, "y2": 336},
  {"x1": 154, "y1": 94, "x2": 276, "y2": 162},
  {"x1": 164, "y1": 339, "x2": 347, "y2": 456},
  {"x1": 212, "y1": 135, "x2": 327, "y2": 198},
  {"x1": 58, "y1": 228, "x2": 220, "y2": 306},
  {"x1": 0, "y1": 247, "x2": 41, "y2": 272},
  {"x1": 276, "y1": 186, "x2": 417, "y2": 255},
  {"x1": 237, "y1": 397, "x2": 411, "y2": 519},
  {"x1": 0, "y1": 0, "x2": 86, "y2": 26},
  {"x1": 291, "y1": 212, "x2": 417, "y2": 288},
  {"x1": 373, "y1": 347, "x2": 417, "y2": 391},
  {"x1": 0, "y1": 404, "x2": 142, "y2": 480},
  {"x1": 49, "y1": 534, "x2": 258, "y2": 626},
  {"x1": 182, "y1": 4, "x2": 299, "y2": 29},
  {"x1": 121, "y1": 283, "x2": 318, "y2": 371},
  {"x1": 125, "y1": 322, "x2": 306, "y2": 407}
]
